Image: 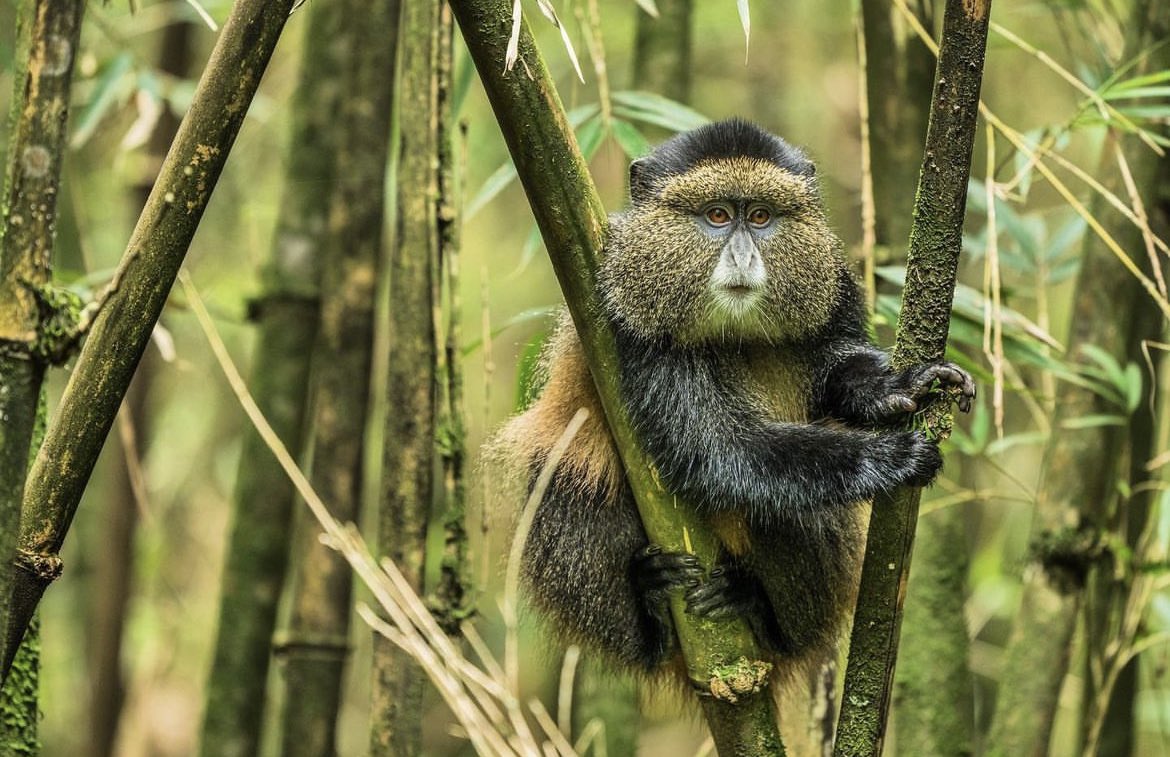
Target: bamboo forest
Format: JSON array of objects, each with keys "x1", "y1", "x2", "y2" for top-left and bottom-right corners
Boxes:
[{"x1": 2, "y1": 1, "x2": 1170, "y2": 756}]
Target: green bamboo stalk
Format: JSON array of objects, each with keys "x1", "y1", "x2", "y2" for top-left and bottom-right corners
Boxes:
[
  {"x1": 369, "y1": 0, "x2": 438, "y2": 753},
  {"x1": 860, "y1": 0, "x2": 934, "y2": 255},
  {"x1": 449, "y1": 2, "x2": 784, "y2": 753},
  {"x1": 633, "y1": 0, "x2": 692, "y2": 103},
  {"x1": 834, "y1": 2, "x2": 991, "y2": 755},
  {"x1": 196, "y1": 0, "x2": 357, "y2": 751},
  {"x1": 270, "y1": 0, "x2": 396, "y2": 753},
  {"x1": 0, "y1": 0, "x2": 85, "y2": 678},
  {"x1": 3, "y1": 0, "x2": 298, "y2": 679},
  {"x1": 429, "y1": 4, "x2": 474, "y2": 632}
]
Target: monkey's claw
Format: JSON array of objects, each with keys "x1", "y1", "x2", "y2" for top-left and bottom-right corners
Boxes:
[
  {"x1": 896, "y1": 362, "x2": 976, "y2": 414},
  {"x1": 684, "y1": 566, "x2": 756, "y2": 619}
]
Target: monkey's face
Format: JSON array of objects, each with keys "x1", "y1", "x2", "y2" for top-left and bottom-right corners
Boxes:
[{"x1": 601, "y1": 157, "x2": 842, "y2": 345}]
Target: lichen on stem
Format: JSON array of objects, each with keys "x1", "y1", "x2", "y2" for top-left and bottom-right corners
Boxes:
[{"x1": 834, "y1": 2, "x2": 992, "y2": 756}]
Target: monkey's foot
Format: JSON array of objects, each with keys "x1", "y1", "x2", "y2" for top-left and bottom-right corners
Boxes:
[
  {"x1": 632, "y1": 545, "x2": 704, "y2": 597},
  {"x1": 877, "y1": 362, "x2": 976, "y2": 420},
  {"x1": 685, "y1": 564, "x2": 783, "y2": 651},
  {"x1": 630, "y1": 546, "x2": 704, "y2": 665}
]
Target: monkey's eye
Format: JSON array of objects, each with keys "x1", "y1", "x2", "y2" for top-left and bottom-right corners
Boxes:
[
  {"x1": 748, "y1": 207, "x2": 772, "y2": 227},
  {"x1": 704, "y1": 206, "x2": 733, "y2": 226}
]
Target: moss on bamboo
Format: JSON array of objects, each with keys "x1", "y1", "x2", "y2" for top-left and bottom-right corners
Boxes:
[
  {"x1": 429, "y1": 7, "x2": 475, "y2": 632},
  {"x1": 5, "y1": 0, "x2": 297, "y2": 677},
  {"x1": 0, "y1": 0, "x2": 85, "y2": 678},
  {"x1": 834, "y1": 2, "x2": 991, "y2": 756},
  {"x1": 0, "y1": 615, "x2": 38, "y2": 756},
  {"x1": 448, "y1": 1, "x2": 784, "y2": 753}
]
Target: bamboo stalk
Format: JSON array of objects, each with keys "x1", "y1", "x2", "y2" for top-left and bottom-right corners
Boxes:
[
  {"x1": 196, "y1": 1, "x2": 350, "y2": 750},
  {"x1": 368, "y1": 0, "x2": 436, "y2": 753},
  {"x1": 4, "y1": 0, "x2": 298, "y2": 679},
  {"x1": 272, "y1": 0, "x2": 397, "y2": 752},
  {"x1": 0, "y1": 0, "x2": 85, "y2": 679},
  {"x1": 834, "y1": 2, "x2": 992, "y2": 755},
  {"x1": 448, "y1": 2, "x2": 784, "y2": 753}
]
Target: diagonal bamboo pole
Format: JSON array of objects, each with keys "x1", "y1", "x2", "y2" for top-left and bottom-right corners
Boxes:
[
  {"x1": 448, "y1": 1, "x2": 784, "y2": 753},
  {"x1": 2, "y1": 0, "x2": 297, "y2": 679},
  {"x1": 834, "y1": 2, "x2": 992, "y2": 755}
]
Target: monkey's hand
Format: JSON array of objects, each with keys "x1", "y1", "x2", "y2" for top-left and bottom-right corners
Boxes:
[
  {"x1": 869, "y1": 362, "x2": 976, "y2": 425},
  {"x1": 864, "y1": 430, "x2": 944, "y2": 489}
]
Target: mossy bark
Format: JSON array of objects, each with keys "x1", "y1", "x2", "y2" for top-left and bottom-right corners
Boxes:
[
  {"x1": 986, "y1": 4, "x2": 1170, "y2": 754},
  {"x1": 449, "y1": 2, "x2": 784, "y2": 753},
  {"x1": 869, "y1": 2, "x2": 976, "y2": 752},
  {"x1": 1, "y1": 395, "x2": 45, "y2": 757},
  {"x1": 369, "y1": 1, "x2": 437, "y2": 754},
  {"x1": 834, "y1": 2, "x2": 991, "y2": 756},
  {"x1": 0, "y1": 0, "x2": 85, "y2": 678},
  {"x1": 196, "y1": 1, "x2": 358, "y2": 753},
  {"x1": 429, "y1": 7, "x2": 474, "y2": 635},
  {"x1": 5, "y1": 0, "x2": 298, "y2": 678},
  {"x1": 272, "y1": 0, "x2": 396, "y2": 753},
  {"x1": 0, "y1": 615, "x2": 38, "y2": 756}
]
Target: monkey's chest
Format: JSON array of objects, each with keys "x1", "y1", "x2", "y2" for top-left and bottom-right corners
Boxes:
[
  {"x1": 736, "y1": 352, "x2": 812, "y2": 424},
  {"x1": 709, "y1": 352, "x2": 813, "y2": 558}
]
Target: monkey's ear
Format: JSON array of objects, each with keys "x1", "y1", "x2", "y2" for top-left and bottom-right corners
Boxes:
[{"x1": 628, "y1": 157, "x2": 652, "y2": 202}]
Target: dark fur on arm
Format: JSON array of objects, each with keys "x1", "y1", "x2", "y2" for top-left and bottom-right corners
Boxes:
[{"x1": 614, "y1": 328, "x2": 941, "y2": 525}]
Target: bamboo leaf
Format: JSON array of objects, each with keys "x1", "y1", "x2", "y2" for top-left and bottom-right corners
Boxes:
[
  {"x1": 71, "y1": 51, "x2": 135, "y2": 148},
  {"x1": 634, "y1": 0, "x2": 659, "y2": 17},
  {"x1": 610, "y1": 118, "x2": 652, "y2": 158},
  {"x1": 1059, "y1": 414, "x2": 1127, "y2": 430},
  {"x1": 611, "y1": 90, "x2": 710, "y2": 132},
  {"x1": 736, "y1": 0, "x2": 750, "y2": 61}
]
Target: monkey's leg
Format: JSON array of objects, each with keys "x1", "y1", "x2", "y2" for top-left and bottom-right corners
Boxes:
[{"x1": 522, "y1": 471, "x2": 684, "y2": 670}]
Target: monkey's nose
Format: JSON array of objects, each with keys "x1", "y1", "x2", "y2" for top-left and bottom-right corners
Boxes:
[{"x1": 728, "y1": 230, "x2": 756, "y2": 271}]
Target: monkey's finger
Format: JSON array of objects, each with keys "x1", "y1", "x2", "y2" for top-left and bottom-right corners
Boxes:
[
  {"x1": 634, "y1": 548, "x2": 704, "y2": 591},
  {"x1": 883, "y1": 394, "x2": 918, "y2": 415},
  {"x1": 684, "y1": 583, "x2": 739, "y2": 618}
]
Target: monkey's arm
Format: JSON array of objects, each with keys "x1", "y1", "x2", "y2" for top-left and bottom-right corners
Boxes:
[
  {"x1": 617, "y1": 334, "x2": 941, "y2": 521},
  {"x1": 815, "y1": 342, "x2": 975, "y2": 427}
]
